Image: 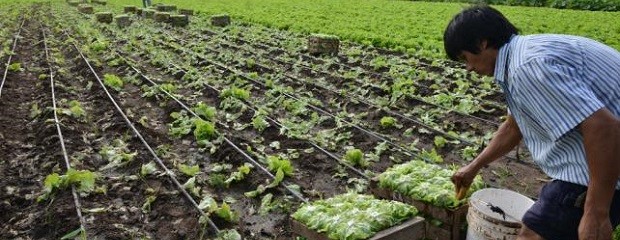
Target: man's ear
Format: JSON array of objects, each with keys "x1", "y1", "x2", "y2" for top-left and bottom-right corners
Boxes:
[{"x1": 479, "y1": 40, "x2": 489, "y2": 50}]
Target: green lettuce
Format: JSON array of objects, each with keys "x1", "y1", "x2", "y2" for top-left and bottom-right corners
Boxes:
[
  {"x1": 378, "y1": 160, "x2": 484, "y2": 208},
  {"x1": 292, "y1": 193, "x2": 417, "y2": 240}
]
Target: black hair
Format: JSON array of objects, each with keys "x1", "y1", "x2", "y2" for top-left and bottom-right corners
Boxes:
[{"x1": 443, "y1": 5, "x2": 519, "y2": 61}]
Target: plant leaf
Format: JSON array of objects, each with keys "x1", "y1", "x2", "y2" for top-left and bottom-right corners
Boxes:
[
  {"x1": 179, "y1": 164, "x2": 200, "y2": 177},
  {"x1": 60, "y1": 227, "x2": 83, "y2": 240},
  {"x1": 140, "y1": 162, "x2": 158, "y2": 176}
]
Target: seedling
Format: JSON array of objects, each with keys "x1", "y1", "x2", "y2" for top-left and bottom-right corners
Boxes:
[
  {"x1": 245, "y1": 184, "x2": 268, "y2": 198},
  {"x1": 183, "y1": 177, "x2": 200, "y2": 196},
  {"x1": 193, "y1": 102, "x2": 216, "y2": 120},
  {"x1": 141, "y1": 195, "x2": 157, "y2": 213},
  {"x1": 193, "y1": 119, "x2": 217, "y2": 141},
  {"x1": 419, "y1": 148, "x2": 443, "y2": 163},
  {"x1": 168, "y1": 111, "x2": 194, "y2": 138},
  {"x1": 215, "y1": 202, "x2": 239, "y2": 223},
  {"x1": 379, "y1": 116, "x2": 397, "y2": 128},
  {"x1": 178, "y1": 164, "x2": 200, "y2": 177},
  {"x1": 59, "y1": 100, "x2": 86, "y2": 120},
  {"x1": 220, "y1": 87, "x2": 250, "y2": 100},
  {"x1": 103, "y1": 74, "x2": 123, "y2": 91},
  {"x1": 247, "y1": 72, "x2": 259, "y2": 79},
  {"x1": 224, "y1": 163, "x2": 253, "y2": 186},
  {"x1": 140, "y1": 162, "x2": 158, "y2": 176},
  {"x1": 142, "y1": 83, "x2": 177, "y2": 99},
  {"x1": 38, "y1": 169, "x2": 97, "y2": 202},
  {"x1": 251, "y1": 113, "x2": 270, "y2": 132},
  {"x1": 60, "y1": 227, "x2": 86, "y2": 240},
  {"x1": 343, "y1": 148, "x2": 368, "y2": 167},
  {"x1": 245, "y1": 59, "x2": 256, "y2": 68},
  {"x1": 455, "y1": 97, "x2": 479, "y2": 114},
  {"x1": 434, "y1": 136, "x2": 447, "y2": 148},
  {"x1": 30, "y1": 103, "x2": 41, "y2": 119},
  {"x1": 208, "y1": 173, "x2": 227, "y2": 188},
  {"x1": 266, "y1": 155, "x2": 293, "y2": 176},
  {"x1": 198, "y1": 195, "x2": 218, "y2": 212},
  {"x1": 370, "y1": 56, "x2": 388, "y2": 71},
  {"x1": 7, "y1": 62, "x2": 22, "y2": 72},
  {"x1": 99, "y1": 139, "x2": 137, "y2": 170},
  {"x1": 88, "y1": 40, "x2": 108, "y2": 53},
  {"x1": 461, "y1": 145, "x2": 480, "y2": 161}
]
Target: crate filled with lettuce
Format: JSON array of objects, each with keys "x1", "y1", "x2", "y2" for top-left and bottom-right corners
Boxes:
[
  {"x1": 371, "y1": 160, "x2": 485, "y2": 240},
  {"x1": 291, "y1": 193, "x2": 425, "y2": 240}
]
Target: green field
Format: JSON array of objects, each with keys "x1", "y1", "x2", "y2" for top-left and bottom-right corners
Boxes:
[
  {"x1": 108, "y1": 0, "x2": 620, "y2": 58},
  {"x1": 1, "y1": 1, "x2": 619, "y2": 239}
]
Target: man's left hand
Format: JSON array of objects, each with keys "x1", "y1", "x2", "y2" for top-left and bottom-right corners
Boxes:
[{"x1": 578, "y1": 208, "x2": 613, "y2": 239}]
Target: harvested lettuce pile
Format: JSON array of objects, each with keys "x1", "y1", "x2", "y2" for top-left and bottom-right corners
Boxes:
[
  {"x1": 378, "y1": 160, "x2": 485, "y2": 208},
  {"x1": 292, "y1": 193, "x2": 418, "y2": 240}
]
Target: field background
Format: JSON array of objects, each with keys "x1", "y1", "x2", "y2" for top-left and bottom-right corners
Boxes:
[
  {"x1": 106, "y1": 0, "x2": 620, "y2": 59},
  {"x1": 108, "y1": 0, "x2": 620, "y2": 237},
  {"x1": 1, "y1": 0, "x2": 619, "y2": 239}
]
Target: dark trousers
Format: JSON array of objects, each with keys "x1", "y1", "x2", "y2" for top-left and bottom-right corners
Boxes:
[{"x1": 522, "y1": 180, "x2": 620, "y2": 240}]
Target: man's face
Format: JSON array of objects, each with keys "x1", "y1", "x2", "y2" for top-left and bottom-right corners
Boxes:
[{"x1": 458, "y1": 41, "x2": 498, "y2": 77}]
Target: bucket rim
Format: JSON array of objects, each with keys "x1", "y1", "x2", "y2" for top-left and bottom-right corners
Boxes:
[
  {"x1": 468, "y1": 202, "x2": 523, "y2": 228},
  {"x1": 468, "y1": 188, "x2": 534, "y2": 228}
]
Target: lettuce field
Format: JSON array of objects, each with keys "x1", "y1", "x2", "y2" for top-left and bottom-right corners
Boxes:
[{"x1": 1, "y1": 0, "x2": 619, "y2": 239}]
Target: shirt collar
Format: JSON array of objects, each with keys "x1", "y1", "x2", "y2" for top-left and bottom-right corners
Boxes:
[{"x1": 494, "y1": 34, "x2": 517, "y2": 84}]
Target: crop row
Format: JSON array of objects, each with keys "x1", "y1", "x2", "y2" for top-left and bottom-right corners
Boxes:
[
  {"x1": 0, "y1": 5, "x2": 22, "y2": 73},
  {"x1": 415, "y1": 0, "x2": 620, "y2": 11},
  {"x1": 0, "y1": 2, "x2": 546, "y2": 239},
  {"x1": 49, "y1": 14, "x2": 441, "y2": 239},
  {"x1": 167, "y1": 16, "x2": 507, "y2": 121},
  {"x1": 94, "y1": 4, "x2": 501, "y2": 146},
  {"x1": 1, "y1": 2, "x2": 617, "y2": 239},
  {"x1": 105, "y1": 0, "x2": 620, "y2": 60},
  {"x1": 52, "y1": 11, "x2": 212, "y2": 239},
  {"x1": 4, "y1": 4, "x2": 257, "y2": 239},
  {"x1": 88, "y1": 0, "x2": 548, "y2": 193},
  {"x1": 49, "y1": 3, "x2": 376, "y2": 238},
  {"x1": 96, "y1": 15, "x2": 470, "y2": 166}
]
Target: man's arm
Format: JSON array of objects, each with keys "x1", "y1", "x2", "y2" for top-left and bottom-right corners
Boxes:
[
  {"x1": 452, "y1": 115, "x2": 523, "y2": 193},
  {"x1": 579, "y1": 108, "x2": 620, "y2": 239}
]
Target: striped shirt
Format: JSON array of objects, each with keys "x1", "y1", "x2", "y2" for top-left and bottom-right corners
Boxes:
[{"x1": 494, "y1": 34, "x2": 620, "y2": 189}]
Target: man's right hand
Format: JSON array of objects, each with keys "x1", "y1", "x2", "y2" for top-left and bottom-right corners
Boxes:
[
  {"x1": 452, "y1": 163, "x2": 480, "y2": 199},
  {"x1": 451, "y1": 115, "x2": 523, "y2": 199}
]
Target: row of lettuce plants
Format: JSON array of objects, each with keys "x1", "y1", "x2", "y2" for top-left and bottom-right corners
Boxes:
[
  {"x1": 50, "y1": 4, "x2": 252, "y2": 238},
  {"x1": 106, "y1": 0, "x2": 620, "y2": 60}
]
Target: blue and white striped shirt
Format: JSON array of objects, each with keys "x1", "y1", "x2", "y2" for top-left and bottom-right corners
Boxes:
[{"x1": 494, "y1": 34, "x2": 620, "y2": 189}]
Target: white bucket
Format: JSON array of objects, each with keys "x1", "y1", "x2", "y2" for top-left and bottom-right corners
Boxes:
[{"x1": 466, "y1": 188, "x2": 535, "y2": 240}]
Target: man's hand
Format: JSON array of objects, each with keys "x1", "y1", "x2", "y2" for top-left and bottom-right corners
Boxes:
[
  {"x1": 452, "y1": 163, "x2": 479, "y2": 199},
  {"x1": 452, "y1": 115, "x2": 523, "y2": 199},
  {"x1": 578, "y1": 211, "x2": 612, "y2": 240},
  {"x1": 579, "y1": 108, "x2": 620, "y2": 240}
]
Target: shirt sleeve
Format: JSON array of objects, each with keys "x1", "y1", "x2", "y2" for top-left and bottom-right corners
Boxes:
[{"x1": 511, "y1": 57, "x2": 604, "y2": 141}]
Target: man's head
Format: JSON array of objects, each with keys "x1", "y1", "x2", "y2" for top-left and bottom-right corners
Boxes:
[{"x1": 443, "y1": 5, "x2": 518, "y2": 76}]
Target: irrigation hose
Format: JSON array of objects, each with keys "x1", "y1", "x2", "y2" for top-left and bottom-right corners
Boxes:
[
  {"x1": 42, "y1": 27, "x2": 88, "y2": 237},
  {"x1": 0, "y1": 18, "x2": 26, "y2": 98},
  {"x1": 63, "y1": 33, "x2": 221, "y2": 233}
]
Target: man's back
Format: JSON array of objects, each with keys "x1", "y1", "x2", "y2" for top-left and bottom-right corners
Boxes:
[
  {"x1": 514, "y1": 34, "x2": 620, "y2": 115},
  {"x1": 496, "y1": 34, "x2": 620, "y2": 188}
]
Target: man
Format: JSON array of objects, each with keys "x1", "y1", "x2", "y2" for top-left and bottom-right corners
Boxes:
[{"x1": 444, "y1": 5, "x2": 620, "y2": 240}]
